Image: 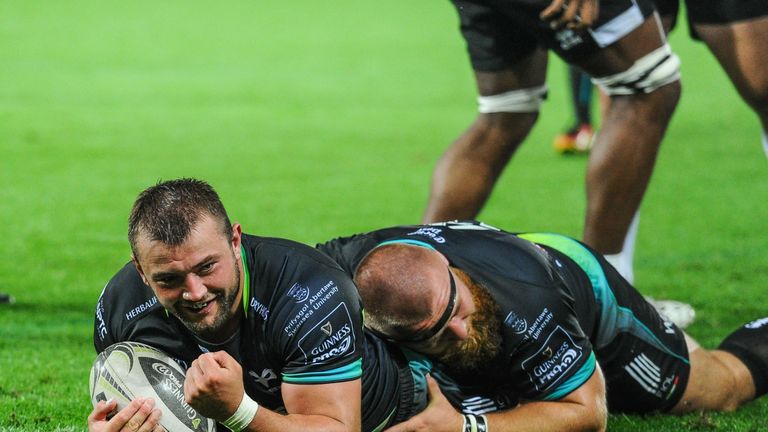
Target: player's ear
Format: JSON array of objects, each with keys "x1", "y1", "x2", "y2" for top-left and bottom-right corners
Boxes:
[
  {"x1": 131, "y1": 255, "x2": 149, "y2": 286},
  {"x1": 230, "y1": 223, "x2": 242, "y2": 251}
]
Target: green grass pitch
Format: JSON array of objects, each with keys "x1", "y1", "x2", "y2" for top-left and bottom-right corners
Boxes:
[{"x1": 1, "y1": 0, "x2": 767, "y2": 430}]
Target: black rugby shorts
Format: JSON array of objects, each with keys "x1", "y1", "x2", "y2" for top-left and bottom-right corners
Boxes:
[
  {"x1": 450, "y1": 0, "x2": 656, "y2": 70},
  {"x1": 654, "y1": 0, "x2": 768, "y2": 39}
]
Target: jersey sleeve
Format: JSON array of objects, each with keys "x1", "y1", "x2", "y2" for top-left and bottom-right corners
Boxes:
[
  {"x1": 501, "y1": 275, "x2": 596, "y2": 401},
  {"x1": 93, "y1": 262, "x2": 153, "y2": 353},
  {"x1": 258, "y1": 244, "x2": 365, "y2": 385}
]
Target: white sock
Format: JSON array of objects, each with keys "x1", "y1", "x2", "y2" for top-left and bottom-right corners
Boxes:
[
  {"x1": 603, "y1": 212, "x2": 639, "y2": 284},
  {"x1": 763, "y1": 131, "x2": 768, "y2": 158}
]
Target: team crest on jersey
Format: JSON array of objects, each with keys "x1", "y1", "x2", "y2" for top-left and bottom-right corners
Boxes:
[
  {"x1": 287, "y1": 282, "x2": 310, "y2": 303},
  {"x1": 503, "y1": 310, "x2": 528, "y2": 335}
]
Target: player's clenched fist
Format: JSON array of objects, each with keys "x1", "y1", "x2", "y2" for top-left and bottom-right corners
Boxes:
[{"x1": 184, "y1": 351, "x2": 246, "y2": 421}]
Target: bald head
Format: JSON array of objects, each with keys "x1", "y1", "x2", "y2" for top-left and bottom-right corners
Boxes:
[{"x1": 354, "y1": 243, "x2": 447, "y2": 339}]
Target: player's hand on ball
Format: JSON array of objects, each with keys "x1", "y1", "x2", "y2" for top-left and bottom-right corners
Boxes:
[
  {"x1": 87, "y1": 397, "x2": 165, "y2": 432},
  {"x1": 384, "y1": 375, "x2": 462, "y2": 432},
  {"x1": 185, "y1": 351, "x2": 245, "y2": 421}
]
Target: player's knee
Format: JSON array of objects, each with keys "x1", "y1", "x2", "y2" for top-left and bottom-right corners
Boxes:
[
  {"x1": 471, "y1": 85, "x2": 546, "y2": 151},
  {"x1": 592, "y1": 44, "x2": 681, "y2": 100},
  {"x1": 474, "y1": 110, "x2": 539, "y2": 152}
]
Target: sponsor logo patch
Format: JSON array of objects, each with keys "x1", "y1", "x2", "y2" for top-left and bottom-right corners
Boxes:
[
  {"x1": 521, "y1": 326, "x2": 584, "y2": 391},
  {"x1": 297, "y1": 303, "x2": 356, "y2": 365},
  {"x1": 321, "y1": 322, "x2": 333, "y2": 336},
  {"x1": 125, "y1": 296, "x2": 158, "y2": 321},
  {"x1": 406, "y1": 227, "x2": 446, "y2": 243},
  {"x1": 283, "y1": 280, "x2": 340, "y2": 337},
  {"x1": 525, "y1": 308, "x2": 554, "y2": 341},
  {"x1": 141, "y1": 357, "x2": 209, "y2": 430},
  {"x1": 249, "y1": 297, "x2": 270, "y2": 320},
  {"x1": 95, "y1": 299, "x2": 108, "y2": 341}
]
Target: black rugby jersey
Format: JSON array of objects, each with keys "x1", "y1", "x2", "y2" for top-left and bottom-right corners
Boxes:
[
  {"x1": 317, "y1": 221, "x2": 599, "y2": 406},
  {"x1": 94, "y1": 234, "x2": 406, "y2": 431}
]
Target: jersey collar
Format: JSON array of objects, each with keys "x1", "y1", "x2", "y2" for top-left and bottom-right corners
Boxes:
[{"x1": 241, "y1": 246, "x2": 251, "y2": 318}]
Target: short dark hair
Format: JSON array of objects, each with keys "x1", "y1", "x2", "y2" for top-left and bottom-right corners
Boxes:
[{"x1": 128, "y1": 178, "x2": 233, "y2": 260}]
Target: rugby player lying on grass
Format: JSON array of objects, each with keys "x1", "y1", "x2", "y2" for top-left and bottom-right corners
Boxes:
[
  {"x1": 318, "y1": 221, "x2": 768, "y2": 431},
  {"x1": 87, "y1": 179, "x2": 428, "y2": 432}
]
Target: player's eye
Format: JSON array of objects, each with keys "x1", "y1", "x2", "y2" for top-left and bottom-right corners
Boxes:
[
  {"x1": 155, "y1": 276, "x2": 181, "y2": 288},
  {"x1": 199, "y1": 262, "x2": 215, "y2": 274}
]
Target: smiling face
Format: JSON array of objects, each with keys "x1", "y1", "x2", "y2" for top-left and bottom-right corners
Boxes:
[{"x1": 132, "y1": 215, "x2": 244, "y2": 343}]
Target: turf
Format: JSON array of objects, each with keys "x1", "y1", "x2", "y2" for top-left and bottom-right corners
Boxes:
[{"x1": 1, "y1": 0, "x2": 767, "y2": 430}]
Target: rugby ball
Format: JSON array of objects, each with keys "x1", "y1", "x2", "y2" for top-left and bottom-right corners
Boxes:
[{"x1": 89, "y1": 341, "x2": 217, "y2": 432}]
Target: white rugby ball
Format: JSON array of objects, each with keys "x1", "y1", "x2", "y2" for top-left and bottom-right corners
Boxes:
[{"x1": 89, "y1": 341, "x2": 217, "y2": 432}]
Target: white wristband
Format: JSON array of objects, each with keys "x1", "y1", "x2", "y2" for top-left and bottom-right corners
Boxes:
[{"x1": 223, "y1": 393, "x2": 259, "y2": 432}]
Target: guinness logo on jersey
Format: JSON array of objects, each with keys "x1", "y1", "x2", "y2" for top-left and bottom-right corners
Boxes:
[
  {"x1": 297, "y1": 303, "x2": 356, "y2": 365},
  {"x1": 321, "y1": 322, "x2": 333, "y2": 336},
  {"x1": 521, "y1": 326, "x2": 584, "y2": 391},
  {"x1": 311, "y1": 333, "x2": 352, "y2": 364}
]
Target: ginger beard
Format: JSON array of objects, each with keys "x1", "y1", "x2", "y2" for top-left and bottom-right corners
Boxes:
[
  {"x1": 435, "y1": 271, "x2": 501, "y2": 373},
  {"x1": 172, "y1": 249, "x2": 241, "y2": 341}
]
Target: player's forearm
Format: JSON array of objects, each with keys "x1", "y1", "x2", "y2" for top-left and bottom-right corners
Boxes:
[
  {"x1": 240, "y1": 407, "x2": 360, "y2": 432},
  {"x1": 482, "y1": 399, "x2": 606, "y2": 432}
]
